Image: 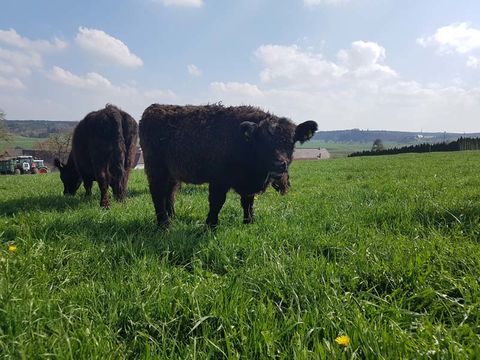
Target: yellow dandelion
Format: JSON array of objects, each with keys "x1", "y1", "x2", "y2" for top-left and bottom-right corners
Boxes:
[
  {"x1": 8, "y1": 244, "x2": 17, "y2": 253},
  {"x1": 335, "y1": 335, "x2": 350, "y2": 347}
]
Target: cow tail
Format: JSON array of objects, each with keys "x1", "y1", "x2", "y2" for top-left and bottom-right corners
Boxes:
[
  {"x1": 122, "y1": 116, "x2": 138, "y2": 172},
  {"x1": 109, "y1": 109, "x2": 127, "y2": 200}
]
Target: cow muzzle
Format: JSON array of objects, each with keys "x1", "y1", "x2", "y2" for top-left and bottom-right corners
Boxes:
[{"x1": 269, "y1": 160, "x2": 288, "y2": 179}]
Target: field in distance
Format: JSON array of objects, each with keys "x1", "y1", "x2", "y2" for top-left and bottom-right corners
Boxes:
[
  {"x1": 296, "y1": 140, "x2": 409, "y2": 158},
  {"x1": 0, "y1": 135, "x2": 47, "y2": 152},
  {"x1": 1, "y1": 151, "x2": 479, "y2": 358}
]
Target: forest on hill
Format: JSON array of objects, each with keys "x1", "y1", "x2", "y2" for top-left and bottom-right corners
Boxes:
[
  {"x1": 313, "y1": 129, "x2": 480, "y2": 143},
  {"x1": 4, "y1": 120, "x2": 78, "y2": 138}
]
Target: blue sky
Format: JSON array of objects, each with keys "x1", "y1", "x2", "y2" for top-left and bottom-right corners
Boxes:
[{"x1": 1, "y1": 0, "x2": 480, "y2": 132}]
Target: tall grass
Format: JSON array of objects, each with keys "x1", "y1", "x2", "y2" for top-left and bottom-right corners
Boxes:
[{"x1": 1, "y1": 151, "x2": 479, "y2": 358}]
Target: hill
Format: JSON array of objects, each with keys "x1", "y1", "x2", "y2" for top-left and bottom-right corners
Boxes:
[
  {"x1": 313, "y1": 129, "x2": 480, "y2": 143},
  {"x1": 4, "y1": 120, "x2": 77, "y2": 138}
]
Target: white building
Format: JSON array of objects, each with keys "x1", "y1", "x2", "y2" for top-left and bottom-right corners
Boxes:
[{"x1": 293, "y1": 148, "x2": 330, "y2": 160}]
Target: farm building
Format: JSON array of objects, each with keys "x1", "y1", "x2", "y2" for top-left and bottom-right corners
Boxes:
[{"x1": 293, "y1": 148, "x2": 330, "y2": 160}]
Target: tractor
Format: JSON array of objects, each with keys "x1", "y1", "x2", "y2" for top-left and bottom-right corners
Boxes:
[
  {"x1": 32, "y1": 159, "x2": 49, "y2": 173},
  {"x1": 0, "y1": 156, "x2": 48, "y2": 175}
]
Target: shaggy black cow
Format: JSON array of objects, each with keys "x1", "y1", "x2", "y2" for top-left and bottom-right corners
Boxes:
[
  {"x1": 140, "y1": 104, "x2": 317, "y2": 228},
  {"x1": 55, "y1": 104, "x2": 138, "y2": 208}
]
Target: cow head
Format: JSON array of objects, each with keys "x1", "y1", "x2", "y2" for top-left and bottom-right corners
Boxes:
[
  {"x1": 240, "y1": 118, "x2": 317, "y2": 181},
  {"x1": 54, "y1": 158, "x2": 81, "y2": 196}
]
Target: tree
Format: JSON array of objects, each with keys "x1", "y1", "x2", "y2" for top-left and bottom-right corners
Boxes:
[
  {"x1": 35, "y1": 132, "x2": 73, "y2": 162},
  {"x1": 0, "y1": 109, "x2": 10, "y2": 141},
  {"x1": 371, "y1": 138, "x2": 384, "y2": 152}
]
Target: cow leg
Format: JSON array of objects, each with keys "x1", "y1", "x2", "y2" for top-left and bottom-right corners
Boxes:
[
  {"x1": 112, "y1": 179, "x2": 126, "y2": 201},
  {"x1": 146, "y1": 168, "x2": 171, "y2": 228},
  {"x1": 111, "y1": 163, "x2": 126, "y2": 202},
  {"x1": 122, "y1": 168, "x2": 132, "y2": 198},
  {"x1": 166, "y1": 180, "x2": 180, "y2": 218},
  {"x1": 84, "y1": 178, "x2": 93, "y2": 197},
  {"x1": 241, "y1": 194, "x2": 255, "y2": 224},
  {"x1": 96, "y1": 171, "x2": 110, "y2": 208},
  {"x1": 206, "y1": 184, "x2": 228, "y2": 229}
]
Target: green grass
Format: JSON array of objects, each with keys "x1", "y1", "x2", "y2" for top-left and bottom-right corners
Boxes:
[
  {"x1": 0, "y1": 135, "x2": 47, "y2": 152},
  {"x1": 1, "y1": 151, "x2": 480, "y2": 358}
]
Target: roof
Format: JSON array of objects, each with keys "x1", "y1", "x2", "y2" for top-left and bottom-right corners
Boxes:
[{"x1": 293, "y1": 148, "x2": 330, "y2": 160}]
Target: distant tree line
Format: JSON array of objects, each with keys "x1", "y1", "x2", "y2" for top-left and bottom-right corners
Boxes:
[
  {"x1": 313, "y1": 129, "x2": 480, "y2": 144},
  {"x1": 349, "y1": 137, "x2": 480, "y2": 157},
  {"x1": 4, "y1": 120, "x2": 77, "y2": 138},
  {"x1": 458, "y1": 137, "x2": 480, "y2": 151},
  {"x1": 0, "y1": 109, "x2": 9, "y2": 141}
]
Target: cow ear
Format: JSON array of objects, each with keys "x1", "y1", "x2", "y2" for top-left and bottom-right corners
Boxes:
[
  {"x1": 54, "y1": 158, "x2": 63, "y2": 169},
  {"x1": 295, "y1": 120, "x2": 318, "y2": 144},
  {"x1": 240, "y1": 121, "x2": 258, "y2": 141}
]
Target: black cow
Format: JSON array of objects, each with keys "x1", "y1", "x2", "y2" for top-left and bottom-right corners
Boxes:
[
  {"x1": 55, "y1": 104, "x2": 138, "y2": 207},
  {"x1": 139, "y1": 104, "x2": 317, "y2": 227}
]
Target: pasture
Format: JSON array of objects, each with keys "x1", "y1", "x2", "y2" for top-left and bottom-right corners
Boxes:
[
  {"x1": 0, "y1": 135, "x2": 47, "y2": 152},
  {"x1": 1, "y1": 151, "x2": 480, "y2": 358},
  {"x1": 296, "y1": 140, "x2": 415, "y2": 158}
]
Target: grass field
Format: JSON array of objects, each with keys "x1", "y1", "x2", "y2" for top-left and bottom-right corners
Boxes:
[
  {"x1": 0, "y1": 136, "x2": 47, "y2": 152},
  {"x1": 297, "y1": 140, "x2": 410, "y2": 158},
  {"x1": 1, "y1": 152, "x2": 480, "y2": 358}
]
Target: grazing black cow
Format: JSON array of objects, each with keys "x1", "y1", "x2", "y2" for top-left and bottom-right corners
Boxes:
[{"x1": 55, "y1": 104, "x2": 138, "y2": 208}]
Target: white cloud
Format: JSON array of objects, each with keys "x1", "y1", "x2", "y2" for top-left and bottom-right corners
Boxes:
[
  {"x1": 418, "y1": 23, "x2": 480, "y2": 68},
  {"x1": 210, "y1": 78, "x2": 480, "y2": 132},
  {"x1": 0, "y1": 47, "x2": 42, "y2": 76},
  {"x1": 0, "y1": 28, "x2": 67, "y2": 52},
  {"x1": 187, "y1": 64, "x2": 202, "y2": 77},
  {"x1": 0, "y1": 62, "x2": 17, "y2": 76},
  {"x1": 207, "y1": 41, "x2": 480, "y2": 132},
  {"x1": 467, "y1": 55, "x2": 480, "y2": 69},
  {"x1": 46, "y1": 66, "x2": 176, "y2": 118},
  {"x1": 75, "y1": 27, "x2": 143, "y2": 68},
  {"x1": 304, "y1": 0, "x2": 351, "y2": 6},
  {"x1": 153, "y1": 0, "x2": 203, "y2": 7},
  {"x1": 254, "y1": 42, "x2": 395, "y2": 90},
  {"x1": 0, "y1": 75, "x2": 25, "y2": 90},
  {"x1": 255, "y1": 44, "x2": 345, "y2": 87},
  {"x1": 0, "y1": 28, "x2": 67, "y2": 86},
  {"x1": 418, "y1": 23, "x2": 480, "y2": 54},
  {"x1": 211, "y1": 82, "x2": 263, "y2": 97},
  {"x1": 337, "y1": 41, "x2": 397, "y2": 78},
  {"x1": 48, "y1": 66, "x2": 112, "y2": 89}
]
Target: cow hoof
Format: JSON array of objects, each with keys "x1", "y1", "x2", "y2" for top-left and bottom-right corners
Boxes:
[
  {"x1": 206, "y1": 222, "x2": 219, "y2": 231},
  {"x1": 243, "y1": 218, "x2": 254, "y2": 224},
  {"x1": 157, "y1": 219, "x2": 171, "y2": 229}
]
